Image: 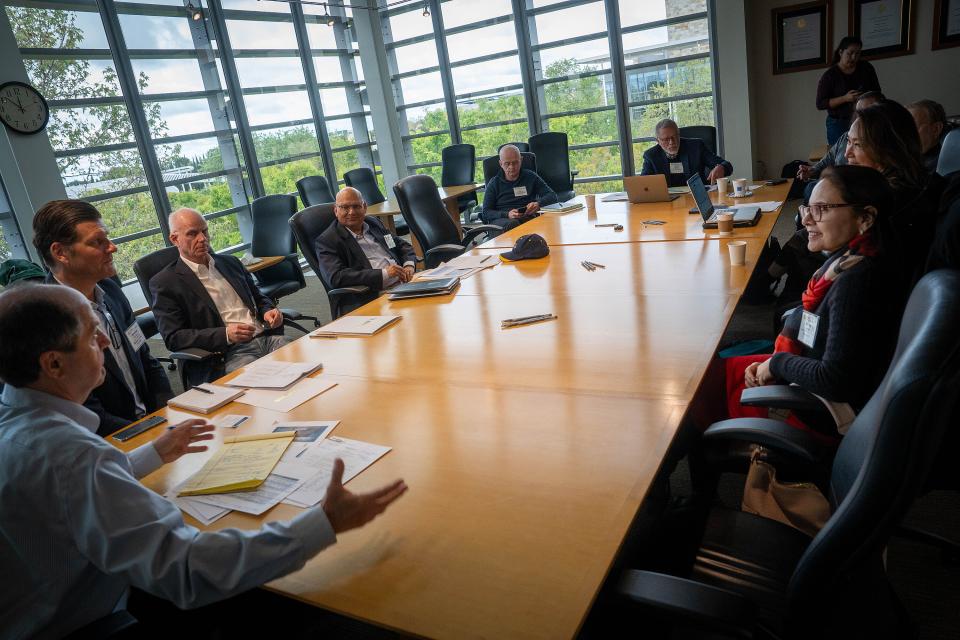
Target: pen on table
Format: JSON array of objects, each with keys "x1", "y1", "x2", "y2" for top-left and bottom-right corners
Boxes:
[
  {"x1": 586, "y1": 261, "x2": 606, "y2": 269},
  {"x1": 193, "y1": 386, "x2": 214, "y2": 394},
  {"x1": 480, "y1": 255, "x2": 491, "y2": 263},
  {"x1": 580, "y1": 261, "x2": 595, "y2": 271},
  {"x1": 502, "y1": 313, "x2": 552, "y2": 323},
  {"x1": 502, "y1": 314, "x2": 557, "y2": 328}
]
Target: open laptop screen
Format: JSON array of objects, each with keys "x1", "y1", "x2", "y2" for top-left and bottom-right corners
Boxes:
[{"x1": 687, "y1": 173, "x2": 713, "y2": 221}]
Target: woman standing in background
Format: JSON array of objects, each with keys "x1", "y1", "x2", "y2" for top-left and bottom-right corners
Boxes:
[{"x1": 816, "y1": 36, "x2": 881, "y2": 145}]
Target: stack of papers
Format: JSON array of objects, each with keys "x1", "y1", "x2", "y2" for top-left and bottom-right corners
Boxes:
[
  {"x1": 168, "y1": 384, "x2": 245, "y2": 414},
  {"x1": 226, "y1": 360, "x2": 322, "y2": 389},
  {"x1": 178, "y1": 431, "x2": 296, "y2": 496},
  {"x1": 281, "y1": 436, "x2": 393, "y2": 508},
  {"x1": 388, "y1": 276, "x2": 460, "y2": 300},
  {"x1": 601, "y1": 192, "x2": 628, "y2": 202},
  {"x1": 235, "y1": 378, "x2": 337, "y2": 412},
  {"x1": 416, "y1": 253, "x2": 497, "y2": 281},
  {"x1": 542, "y1": 202, "x2": 584, "y2": 213},
  {"x1": 310, "y1": 315, "x2": 401, "y2": 337},
  {"x1": 729, "y1": 201, "x2": 783, "y2": 213}
]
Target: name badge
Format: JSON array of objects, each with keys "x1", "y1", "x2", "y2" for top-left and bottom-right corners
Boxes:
[
  {"x1": 669, "y1": 162, "x2": 684, "y2": 174},
  {"x1": 384, "y1": 234, "x2": 396, "y2": 249},
  {"x1": 513, "y1": 186, "x2": 528, "y2": 197},
  {"x1": 798, "y1": 310, "x2": 820, "y2": 348},
  {"x1": 125, "y1": 321, "x2": 147, "y2": 352}
]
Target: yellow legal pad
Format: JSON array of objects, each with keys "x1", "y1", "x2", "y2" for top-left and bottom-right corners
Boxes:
[{"x1": 177, "y1": 431, "x2": 296, "y2": 496}]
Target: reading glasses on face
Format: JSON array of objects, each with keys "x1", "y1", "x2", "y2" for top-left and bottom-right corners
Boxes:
[
  {"x1": 799, "y1": 203, "x2": 866, "y2": 222},
  {"x1": 338, "y1": 204, "x2": 364, "y2": 211}
]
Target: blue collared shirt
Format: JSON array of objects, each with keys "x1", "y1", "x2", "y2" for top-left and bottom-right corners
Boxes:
[{"x1": 0, "y1": 385, "x2": 336, "y2": 638}]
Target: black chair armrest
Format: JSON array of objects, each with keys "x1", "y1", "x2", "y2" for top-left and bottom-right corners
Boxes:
[
  {"x1": 65, "y1": 609, "x2": 138, "y2": 639},
  {"x1": 740, "y1": 385, "x2": 827, "y2": 413},
  {"x1": 618, "y1": 570, "x2": 755, "y2": 639},
  {"x1": 703, "y1": 417, "x2": 833, "y2": 465},
  {"x1": 280, "y1": 308, "x2": 302, "y2": 321},
  {"x1": 168, "y1": 347, "x2": 217, "y2": 363},
  {"x1": 327, "y1": 285, "x2": 370, "y2": 299},
  {"x1": 461, "y1": 225, "x2": 500, "y2": 246}
]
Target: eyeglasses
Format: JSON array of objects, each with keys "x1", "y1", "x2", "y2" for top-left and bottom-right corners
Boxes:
[
  {"x1": 336, "y1": 204, "x2": 364, "y2": 212},
  {"x1": 798, "y1": 203, "x2": 867, "y2": 222}
]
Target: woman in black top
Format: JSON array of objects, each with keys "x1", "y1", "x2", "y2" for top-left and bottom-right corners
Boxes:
[{"x1": 816, "y1": 36, "x2": 881, "y2": 145}]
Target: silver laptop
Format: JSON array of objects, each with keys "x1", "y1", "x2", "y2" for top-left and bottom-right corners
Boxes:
[
  {"x1": 687, "y1": 174, "x2": 760, "y2": 228},
  {"x1": 602, "y1": 174, "x2": 680, "y2": 203}
]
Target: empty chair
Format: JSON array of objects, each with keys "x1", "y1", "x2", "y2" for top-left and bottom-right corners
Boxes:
[
  {"x1": 296, "y1": 175, "x2": 334, "y2": 207},
  {"x1": 481, "y1": 151, "x2": 537, "y2": 186},
  {"x1": 289, "y1": 203, "x2": 372, "y2": 319},
  {"x1": 441, "y1": 143, "x2": 478, "y2": 217},
  {"x1": 343, "y1": 167, "x2": 386, "y2": 205},
  {"x1": 937, "y1": 127, "x2": 960, "y2": 176},
  {"x1": 498, "y1": 141, "x2": 529, "y2": 153},
  {"x1": 393, "y1": 174, "x2": 500, "y2": 269},
  {"x1": 133, "y1": 246, "x2": 220, "y2": 390},
  {"x1": 678, "y1": 125, "x2": 718, "y2": 155},
  {"x1": 619, "y1": 269, "x2": 960, "y2": 638},
  {"x1": 528, "y1": 132, "x2": 577, "y2": 201},
  {"x1": 249, "y1": 194, "x2": 317, "y2": 333}
]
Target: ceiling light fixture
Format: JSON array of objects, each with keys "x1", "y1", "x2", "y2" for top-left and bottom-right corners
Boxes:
[
  {"x1": 422, "y1": 3, "x2": 429, "y2": 17},
  {"x1": 186, "y1": 2, "x2": 203, "y2": 21}
]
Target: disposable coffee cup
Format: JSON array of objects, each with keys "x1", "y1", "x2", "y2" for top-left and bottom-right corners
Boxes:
[
  {"x1": 716, "y1": 177, "x2": 730, "y2": 195},
  {"x1": 585, "y1": 194, "x2": 596, "y2": 209},
  {"x1": 733, "y1": 178, "x2": 748, "y2": 196},
  {"x1": 716, "y1": 212, "x2": 734, "y2": 236},
  {"x1": 728, "y1": 240, "x2": 747, "y2": 265}
]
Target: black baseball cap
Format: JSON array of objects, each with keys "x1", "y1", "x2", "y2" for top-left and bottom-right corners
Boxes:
[{"x1": 499, "y1": 233, "x2": 549, "y2": 262}]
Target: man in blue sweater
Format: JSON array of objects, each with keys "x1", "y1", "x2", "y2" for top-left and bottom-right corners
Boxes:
[{"x1": 481, "y1": 145, "x2": 558, "y2": 231}]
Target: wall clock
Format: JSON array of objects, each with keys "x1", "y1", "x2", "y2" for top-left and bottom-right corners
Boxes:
[{"x1": 0, "y1": 81, "x2": 50, "y2": 135}]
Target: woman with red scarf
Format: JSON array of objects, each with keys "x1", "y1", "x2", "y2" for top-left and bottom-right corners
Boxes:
[{"x1": 725, "y1": 165, "x2": 903, "y2": 440}]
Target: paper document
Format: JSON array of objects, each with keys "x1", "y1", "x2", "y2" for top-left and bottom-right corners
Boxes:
[
  {"x1": 731, "y1": 201, "x2": 783, "y2": 213},
  {"x1": 310, "y1": 315, "x2": 401, "y2": 337},
  {"x1": 170, "y1": 494, "x2": 231, "y2": 526},
  {"x1": 236, "y1": 378, "x2": 337, "y2": 412},
  {"x1": 167, "y1": 383, "x2": 244, "y2": 414},
  {"x1": 282, "y1": 436, "x2": 393, "y2": 508},
  {"x1": 447, "y1": 253, "x2": 498, "y2": 269},
  {"x1": 177, "y1": 431, "x2": 295, "y2": 496},
  {"x1": 541, "y1": 202, "x2": 584, "y2": 213},
  {"x1": 190, "y1": 471, "x2": 304, "y2": 516},
  {"x1": 272, "y1": 420, "x2": 339, "y2": 442},
  {"x1": 226, "y1": 360, "x2": 322, "y2": 389}
]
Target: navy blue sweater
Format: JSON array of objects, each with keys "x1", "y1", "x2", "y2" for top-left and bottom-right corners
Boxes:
[{"x1": 481, "y1": 169, "x2": 558, "y2": 224}]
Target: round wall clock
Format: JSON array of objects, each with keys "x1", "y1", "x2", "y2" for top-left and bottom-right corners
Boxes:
[{"x1": 0, "y1": 81, "x2": 50, "y2": 135}]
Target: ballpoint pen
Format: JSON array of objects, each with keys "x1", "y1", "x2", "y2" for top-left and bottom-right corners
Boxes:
[
  {"x1": 501, "y1": 314, "x2": 557, "y2": 328},
  {"x1": 502, "y1": 313, "x2": 552, "y2": 323},
  {"x1": 585, "y1": 261, "x2": 606, "y2": 269},
  {"x1": 193, "y1": 386, "x2": 215, "y2": 394}
]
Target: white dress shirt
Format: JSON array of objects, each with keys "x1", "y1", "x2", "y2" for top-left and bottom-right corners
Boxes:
[
  {"x1": 181, "y1": 256, "x2": 262, "y2": 343},
  {"x1": 0, "y1": 385, "x2": 335, "y2": 638},
  {"x1": 352, "y1": 223, "x2": 414, "y2": 288}
]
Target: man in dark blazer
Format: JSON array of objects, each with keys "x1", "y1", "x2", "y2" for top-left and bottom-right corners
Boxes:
[
  {"x1": 315, "y1": 187, "x2": 417, "y2": 317},
  {"x1": 640, "y1": 118, "x2": 732, "y2": 188},
  {"x1": 150, "y1": 208, "x2": 287, "y2": 386},
  {"x1": 32, "y1": 199, "x2": 172, "y2": 436}
]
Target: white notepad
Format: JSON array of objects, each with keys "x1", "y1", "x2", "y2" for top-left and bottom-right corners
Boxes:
[
  {"x1": 225, "y1": 360, "x2": 323, "y2": 389},
  {"x1": 167, "y1": 383, "x2": 245, "y2": 414},
  {"x1": 310, "y1": 315, "x2": 401, "y2": 337}
]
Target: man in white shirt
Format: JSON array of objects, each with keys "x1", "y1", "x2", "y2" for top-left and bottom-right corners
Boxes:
[
  {"x1": 0, "y1": 284, "x2": 407, "y2": 637},
  {"x1": 150, "y1": 208, "x2": 288, "y2": 384}
]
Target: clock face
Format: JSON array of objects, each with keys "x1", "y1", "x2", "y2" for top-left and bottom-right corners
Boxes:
[{"x1": 0, "y1": 82, "x2": 50, "y2": 135}]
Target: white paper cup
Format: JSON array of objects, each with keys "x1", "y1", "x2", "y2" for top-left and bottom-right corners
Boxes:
[
  {"x1": 584, "y1": 194, "x2": 596, "y2": 209},
  {"x1": 733, "y1": 178, "x2": 748, "y2": 196},
  {"x1": 728, "y1": 240, "x2": 747, "y2": 265},
  {"x1": 716, "y1": 177, "x2": 730, "y2": 195},
  {"x1": 716, "y1": 212, "x2": 734, "y2": 236}
]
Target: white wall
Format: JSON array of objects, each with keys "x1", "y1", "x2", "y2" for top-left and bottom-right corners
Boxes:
[
  {"x1": 745, "y1": 0, "x2": 960, "y2": 179},
  {"x1": 713, "y1": 0, "x2": 756, "y2": 180}
]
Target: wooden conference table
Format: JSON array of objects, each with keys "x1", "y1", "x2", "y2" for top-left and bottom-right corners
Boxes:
[{"x1": 116, "y1": 181, "x2": 791, "y2": 639}]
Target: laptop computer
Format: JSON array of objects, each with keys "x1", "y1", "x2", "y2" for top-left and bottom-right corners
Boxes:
[
  {"x1": 687, "y1": 174, "x2": 761, "y2": 228},
  {"x1": 601, "y1": 174, "x2": 680, "y2": 203}
]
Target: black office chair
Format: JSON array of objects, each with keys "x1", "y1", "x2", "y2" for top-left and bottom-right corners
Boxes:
[
  {"x1": 133, "y1": 246, "x2": 220, "y2": 391},
  {"x1": 528, "y1": 131, "x2": 577, "y2": 202},
  {"x1": 295, "y1": 175, "x2": 334, "y2": 207},
  {"x1": 343, "y1": 167, "x2": 409, "y2": 236},
  {"x1": 249, "y1": 194, "x2": 317, "y2": 334},
  {"x1": 481, "y1": 151, "x2": 537, "y2": 186},
  {"x1": 394, "y1": 174, "x2": 500, "y2": 269},
  {"x1": 289, "y1": 203, "x2": 373, "y2": 319},
  {"x1": 618, "y1": 269, "x2": 960, "y2": 638},
  {"x1": 441, "y1": 143, "x2": 478, "y2": 219},
  {"x1": 679, "y1": 125, "x2": 718, "y2": 155},
  {"x1": 936, "y1": 128, "x2": 960, "y2": 176},
  {"x1": 498, "y1": 141, "x2": 530, "y2": 153}
]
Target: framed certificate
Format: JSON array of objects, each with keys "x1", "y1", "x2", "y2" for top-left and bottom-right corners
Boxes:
[
  {"x1": 773, "y1": 1, "x2": 833, "y2": 74},
  {"x1": 849, "y1": 0, "x2": 915, "y2": 59},
  {"x1": 933, "y1": 0, "x2": 960, "y2": 49}
]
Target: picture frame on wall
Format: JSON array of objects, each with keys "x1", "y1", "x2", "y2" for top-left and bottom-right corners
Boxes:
[
  {"x1": 773, "y1": 1, "x2": 833, "y2": 74},
  {"x1": 932, "y1": 0, "x2": 960, "y2": 49},
  {"x1": 848, "y1": 0, "x2": 916, "y2": 59}
]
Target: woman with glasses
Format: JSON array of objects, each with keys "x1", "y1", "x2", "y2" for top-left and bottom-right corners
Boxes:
[{"x1": 724, "y1": 166, "x2": 903, "y2": 439}]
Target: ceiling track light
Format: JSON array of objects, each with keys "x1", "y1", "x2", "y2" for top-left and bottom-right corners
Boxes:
[
  {"x1": 422, "y1": 3, "x2": 429, "y2": 17},
  {"x1": 186, "y1": 2, "x2": 203, "y2": 21}
]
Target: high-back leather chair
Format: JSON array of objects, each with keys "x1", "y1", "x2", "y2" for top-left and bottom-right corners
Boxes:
[
  {"x1": 289, "y1": 204, "x2": 372, "y2": 319},
  {"x1": 296, "y1": 175, "x2": 334, "y2": 207},
  {"x1": 528, "y1": 131, "x2": 576, "y2": 201},
  {"x1": 481, "y1": 151, "x2": 537, "y2": 186},
  {"x1": 133, "y1": 246, "x2": 219, "y2": 390},
  {"x1": 619, "y1": 269, "x2": 960, "y2": 638},
  {"x1": 393, "y1": 174, "x2": 499, "y2": 269},
  {"x1": 343, "y1": 167, "x2": 386, "y2": 205},
  {"x1": 678, "y1": 125, "x2": 718, "y2": 155},
  {"x1": 936, "y1": 127, "x2": 960, "y2": 176},
  {"x1": 441, "y1": 143, "x2": 478, "y2": 217},
  {"x1": 249, "y1": 194, "x2": 316, "y2": 333}
]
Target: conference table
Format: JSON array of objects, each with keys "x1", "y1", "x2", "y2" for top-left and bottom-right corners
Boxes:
[{"x1": 116, "y1": 181, "x2": 792, "y2": 639}]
